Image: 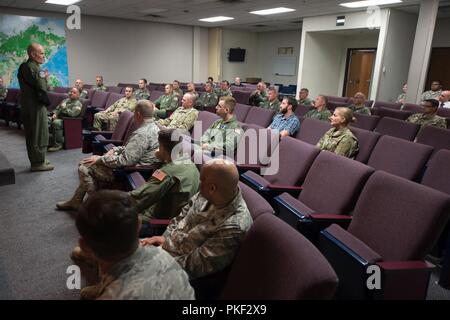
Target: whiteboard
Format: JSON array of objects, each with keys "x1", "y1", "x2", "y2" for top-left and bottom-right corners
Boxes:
[{"x1": 273, "y1": 56, "x2": 296, "y2": 76}]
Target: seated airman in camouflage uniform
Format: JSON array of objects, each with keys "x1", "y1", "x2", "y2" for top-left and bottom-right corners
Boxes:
[
  {"x1": 130, "y1": 129, "x2": 200, "y2": 237},
  {"x1": 305, "y1": 95, "x2": 332, "y2": 122},
  {"x1": 173, "y1": 80, "x2": 184, "y2": 98},
  {"x1": 406, "y1": 99, "x2": 447, "y2": 132},
  {"x1": 348, "y1": 92, "x2": 371, "y2": 115},
  {"x1": 141, "y1": 158, "x2": 253, "y2": 280},
  {"x1": 56, "y1": 100, "x2": 160, "y2": 211},
  {"x1": 0, "y1": 77, "x2": 7, "y2": 101},
  {"x1": 195, "y1": 82, "x2": 218, "y2": 111},
  {"x1": 215, "y1": 80, "x2": 233, "y2": 98},
  {"x1": 298, "y1": 88, "x2": 313, "y2": 106},
  {"x1": 92, "y1": 75, "x2": 107, "y2": 92},
  {"x1": 317, "y1": 107, "x2": 359, "y2": 159},
  {"x1": 93, "y1": 86, "x2": 137, "y2": 130},
  {"x1": 158, "y1": 92, "x2": 199, "y2": 133},
  {"x1": 154, "y1": 83, "x2": 179, "y2": 119},
  {"x1": 133, "y1": 78, "x2": 150, "y2": 100},
  {"x1": 72, "y1": 79, "x2": 88, "y2": 99},
  {"x1": 199, "y1": 96, "x2": 243, "y2": 157},
  {"x1": 396, "y1": 83, "x2": 407, "y2": 104},
  {"x1": 249, "y1": 81, "x2": 267, "y2": 106},
  {"x1": 259, "y1": 87, "x2": 280, "y2": 112},
  {"x1": 421, "y1": 81, "x2": 442, "y2": 101},
  {"x1": 74, "y1": 190, "x2": 195, "y2": 300},
  {"x1": 48, "y1": 87, "x2": 82, "y2": 152}
]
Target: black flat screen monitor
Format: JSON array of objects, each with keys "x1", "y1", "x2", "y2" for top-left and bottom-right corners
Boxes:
[{"x1": 228, "y1": 48, "x2": 246, "y2": 62}]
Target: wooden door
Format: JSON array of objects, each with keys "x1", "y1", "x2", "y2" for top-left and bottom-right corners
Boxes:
[
  {"x1": 344, "y1": 49, "x2": 376, "y2": 98},
  {"x1": 426, "y1": 48, "x2": 450, "y2": 90}
]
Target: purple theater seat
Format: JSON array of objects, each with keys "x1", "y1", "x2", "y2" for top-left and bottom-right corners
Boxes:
[
  {"x1": 373, "y1": 101, "x2": 402, "y2": 110},
  {"x1": 220, "y1": 214, "x2": 338, "y2": 300},
  {"x1": 374, "y1": 107, "x2": 414, "y2": 120},
  {"x1": 326, "y1": 96, "x2": 349, "y2": 104},
  {"x1": 234, "y1": 103, "x2": 252, "y2": 122},
  {"x1": 0, "y1": 151, "x2": 15, "y2": 186},
  {"x1": 88, "y1": 90, "x2": 110, "y2": 110},
  {"x1": 53, "y1": 86, "x2": 71, "y2": 93},
  {"x1": 319, "y1": 171, "x2": 450, "y2": 299},
  {"x1": 232, "y1": 90, "x2": 252, "y2": 105},
  {"x1": 275, "y1": 151, "x2": 374, "y2": 240},
  {"x1": 350, "y1": 113, "x2": 380, "y2": 131},
  {"x1": 239, "y1": 182, "x2": 274, "y2": 220},
  {"x1": 402, "y1": 103, "x2": 422, "y2": 113},
  {"x1": 437, "y1": 108, "x2": 450, "y2": 128},
  {"x1": 374, "y1": 117, "x2": 420, "y2": 141},
  {"x1": 147, "y1": 84, "x2": 157, "y2": 92},
  {"x1": 327, "y1": 101, "x2": 349, "y2": 112},
  {"x1": 367, "y1": 135, "x2": 433, "y2": 181},
  {"x1": 365, "y1": 100, "x2": 374, "y2": 108},
  {"x1": 47, "y1": 92, "x2": 68, "y2": 112},
  {"x1": 295, "y1": 117, "x2": 331, "y2": 145},
  {"x1": 191, "y1": 111, "x2": 221, "y2": 140},
  {"x1": 295, "y1": 104, "x2": 313, "y2": 118},
  {"x1": 415, "y1": 125, "x2": 450, "y2": 159},
  {"x1": 350, "y1": 127, "x2": 381, "y2": 163},
  {"x1": 63, "y1": 99, "x2": 90, "y2": 150},
  {"x1": 149, "y1": 90, "x2": 164, "y2": 102},
  {"x1": 104, "y1": 92, "x2": 124, "y2": 109},
  {"x1": 244, "y1": 107, "x2": 275, "y2": 127},
  {"x1": 107, "y1": 86, "x2": 123, "y2": 94}
]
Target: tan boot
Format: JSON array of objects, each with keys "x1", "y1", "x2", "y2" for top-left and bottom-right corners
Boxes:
[{"x1": 56, "y1": 186, "x2": 86, "y2": 211}]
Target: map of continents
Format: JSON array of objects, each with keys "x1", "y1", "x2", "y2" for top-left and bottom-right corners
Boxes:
[{"x1": 0, "y1": 14, "x2": 68, "y2": 89}]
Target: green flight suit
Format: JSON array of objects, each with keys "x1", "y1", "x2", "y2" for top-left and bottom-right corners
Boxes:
[
  {"x1": 153, "y1": 93, "x2": 179, "y2": 119},
  {"x1": 18, "y1": 58, "x2": 49, "y2": 167},
  {"x1": 49, "y1": 98, "x2": 82, "y2": 147},
  {"x1": 174, "y1": 88, "x2": 184, "y2": 98},
  {"x1": 200, "y1": 116, "x2": 243, "y2": 156},
  {"x1": 298, "y1": 98, "x2": 313, "y2": 106},
  {"x1": 92, "y1": 84, "x2": 107, "y2": 92},
  {"x1": 195, "y1": 91, "x2": 218, "y2": 110},
  {"x1": 305, "y1": 108, "x2": 332, "y2": 122},
  {"x1": 130, "y1": 158, "x2": 200, "y2": 221},
  {"x1": 259, "y1": 99, "x2": 280, "y2": 112},
  {"x1": 249, "y1": 90, "x2": 267, "y2": 106},
  {"x1": 215, "y1": 88, "x2": 232, "y2": 98},
  {"x1": 348, "y1": 104, "x2": 371, "y2": 115},
  {"x1": 134, "y1": 88, "x2": 150, "y2": 100}
]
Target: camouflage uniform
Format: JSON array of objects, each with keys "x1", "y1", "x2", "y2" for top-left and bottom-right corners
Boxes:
[
  {"x1": 92, "y1": 84, "x2": 107, "y2": 92},
  {"x1": 249, "y1": 90, "x2": 267, "y2": 106},
  {"x1": 195, "y1": 91, "x2": 218, "y2": 110},
  {"x1": 69, "y1": 88, "x2": 88, "y2": 100},
  {"x1": 96, "y1": 246, "x2": 195, "y2": 300},
  {"x1": 162, "y1": 189, "x2": 253, "y2": 279},
  {"x1": 130, "y1": 157, "x2": 200, "y2": 222},
  {"x1": 174, "y1": 88, "x2": 184, "y2": 98},
  {"x1": 259, "y1": 99, "x2": 280, "y2": 112},
  {"x1": 215, "y1": 88, "x2": 233, "y2": 98},
  {"x1": 133, "y1": 88, "x2": 150, "y2": 101},
  {"x1": 0, "y1": 86, "x2": 7, "y2": 101},
  {"x1": 158, "y1": 107, "x2": 198, "y2": 132},
  {"x1": 406, "y1": 113, "x2": 447, "y2": 131},
  {"x1": 200, "y1": 116, "x2": 243, "y2": 156},
  {"x1": 93, "y1": 97, "x2": 137, "y2": 130},
  {"x1": 317, "y1": 127, "x2": 359, "y2": 159},
  {"x1": 421, "y1": 90, "x2": 442, "y2": 101},
  {"x1": 298, "y1": 98, "x2": 313, "y2": 106},
  {"x1": 78, "y1": 119, "x2": 159, "y2": 193},
  {"x1": 305, "y1": 108, "x2": 332, "y2": 122},
  {"x1": 397, "y1": 93, "x2": 406, "y2": 103},
  {"x1": 48, "y1": 98, "x2": 82, "y2": 147},
  {"x1": 348, "y1": 104, "x2": 371, "y2": 115},
  {"x1": 154, "y1": 93, "x2": 179, "y2": 119}
]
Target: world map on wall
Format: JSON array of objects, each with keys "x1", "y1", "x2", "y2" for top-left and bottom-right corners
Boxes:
[{"x1": 0, "y1": 14, "x2": 68, "y2": 89}]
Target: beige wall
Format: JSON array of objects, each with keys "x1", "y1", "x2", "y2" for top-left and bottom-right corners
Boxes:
[{"x1": 208, "y1": 28, "x2": 222, "y2": 82}]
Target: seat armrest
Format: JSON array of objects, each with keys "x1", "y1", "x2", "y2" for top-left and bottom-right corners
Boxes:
[
  {"x1": 237, "y1": 164, "x2": 262, "y2": 174},
  {"x1": 309, "y1": 214, "x2": 352, "y2": 229},
  {"x1": 149, "y1": 218, "x2": 171, "y2": 226},
  {"x1": 266, "y1": 184, "x2": 303, "y2": 198}
]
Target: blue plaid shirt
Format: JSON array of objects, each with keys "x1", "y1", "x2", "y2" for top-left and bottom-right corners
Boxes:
[{"x1": 269, "y1": 113, "x2": 301, "y2": 136}]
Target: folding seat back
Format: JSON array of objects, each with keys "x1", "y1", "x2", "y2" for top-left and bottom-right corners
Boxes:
[
  {"x1": 53, "y1": 86, "x2": 70, "y2": 93},
  {"x1": 402, "y1": 103, "x2": 422, "y2": 113},
  {"x1": 147, "y1": 84, "x2": 157, "y2": 92},
  {"x1": 236, "y1": 127, "x2": 278, "y2": 167},
  {"x1": 327, "y1": 101, "x2": 349, "y2": 112},
  {"x1": 374, "y1": 107, "x2": 413, "y2": 120},
  {"x1": 89, "y1": 90, "x2": 110, "y2": 110},
  {"x1": 111, "y1": 110, "x2": 134, "y2": 140},
  {"x1": 107, "y1": 86, "x2": 123, "y2": 94},
  {"x1": 234, "y1": 103, "x2": 251, "y2": 122},
  {"x1": 421, "y1": 149, "x2": 450, "y2": 195},
  {"x1": 367, "y1": 135, "x2": 433, "y2": 180},
  {"x1": 239, "y1": 182, "x2": 274, "y2": 220},
  {"x1": 374, "y1": 117, "x2": 420, "y2": 141},
  {"x1": 83, "y1": 84, "x2": 93, "y2": 89},
  {"x1": 350, "y1": 113, "x2": 380, "y2": 131},
  {"x1": 104, "y1": 92, "x2": 124, "y2": 109},
  {"x1": 232, "y1": 90, "x2": 252, "y2": 105},
  {"x1": 149, "y1": 90, "x2": 163, "y2": 102},
  {"x1": 299, "y1": 151, "x2": 374, "y2": 214},
  {"x1": 326, "y1": 96, "x2": 349, "y2": 104},
  {"x1": 48, "y1": 92, "x2": 68, "y2": 112},
  {"x1": 3, "y1": 88, "x2": 19, "y2": 103},
  {"x1": 350, "y1": 127, "x2": 381, "y2": 163},
  {"x1": 365, "y1": 100, "x2": 374, "y2": 108},
  {"x1": 437, "y1": 108, "x2": 450, "y2": 128},
  {"x1": 262, "y1": 137, "x2": 320, "y2": 186},
  {"x1": 295, "y1": 104, "x2": 313, "y2": 118},
  {"x1": 221, "y1": 214, "x2": 338, "y2": 299},
  {"x1": 348, "y1": 171, "x2": 450, "y2": 261},
  {"x1": 191, "y1": 111, "x2": 221, "y2": 139},
  {"x1": 373, "y1": 101, "x2": 402, "y2": 110},
  {"x1": 415, "y1": 125, "x2": 450, "y2": 158},
  {"x1": 244, "y1": 107, "x2": 275, "y2": 127},
  {"x1": 123, "y1": 117, "x2": 141, "y2": 145},
  {"x1": 295, "y1": 117, "x2": 330, "y2": 145}
]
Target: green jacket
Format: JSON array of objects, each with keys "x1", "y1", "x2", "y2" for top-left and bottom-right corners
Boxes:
[
  {"x1": 305, "y1": 108, "x2": 332, "y2": 122},
  {"x1": 154, "y1": 93, "x2": 179, "y2": 118},
  {"x1": 200, "y1": 116, "x2": 243, "y2": 154},
  {"x1": 134, "y1": 88, "x2": 150, "y2": 100},
  {"x1": 174, "y1": 88, "x2": 184, "y2": 97},
  {"x1": 55, "y1": 98, "x2": 82, "y2": 118},
  {"x1": 317, "y1": 127, "x2": 359, "y2": 159},
  {"x1": 348, "y1": 104, "x2": 371, "y2": 115},
  {"x1": 298, "y1": 98, "x2": 313, "y2": 106},
  {"x1": 158, "y1": 107, "x2": 199, "y2": 132},
  {"x1": 92, "y1": 84, "x2": 107, "y2": 92},
  {"x1": 259, "y1": 99, "x2": 280, "y2": 112},
  {"x1": 18, "y1": 59, "x2": 48, "y2": 115},
  {"x1": 196, "y1": 92, "x2": 218, "y2": 110},
  {"x1": 130, "y1": 158, "x2": 200, "y2": 221},
  {"x1": 215, "y1": 88, "x2": 232, "y2": 98}
]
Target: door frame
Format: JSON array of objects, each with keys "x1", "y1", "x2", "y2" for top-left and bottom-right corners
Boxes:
[{"x1": 342, "y1": 48, "x2": 377, "y2": 97}]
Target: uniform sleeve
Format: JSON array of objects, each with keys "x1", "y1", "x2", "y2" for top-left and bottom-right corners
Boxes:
[
  {"x1": 406, "y1": 114, "x2": 415, "y2": 123},
  {"x1": 163, "y1": 200, "x2": 192, "y2": 236},
  {"x1": 154, "y1": 95, "x2": 162, "y2": 106},
  {"x1": 158, "y1": 114, "x2": 172, "y2": 127},
  {"x1": 206, "y1": 95, "x2": 218, "y2": 109},
  {"x1": 20, "y1": 63, "x2": 47, "y2": 92},
  {"x1": 65, "y1": 102, "x2": 82, "y2": 117},
  {"x1": 172, "y1": 225, "x2": 246, "y2": 279},
  {"x1": 104, "y1": 100, "x2": 118, "y2": 113},
  {"x1": 168, "y1": 96, "x2": 179, "y2": 112},
  {"x1": 178, "y1": 111, "x2": 198, "y2": 131},
  {"x1": 334, "y1": 137, "x2": 357, "y2": 158},
  {"x1": 316, "y1": 131, "x2": 327, "y2": 149},
  {"x1": 130, "y1": 175, "x2": 176, "y2": 213},
  {"x1": 436, "y1": 118, "x2": 448, "y2": 129},
  {"x1": 100, "y1": 132, "x2": 147, "y2": 167}
]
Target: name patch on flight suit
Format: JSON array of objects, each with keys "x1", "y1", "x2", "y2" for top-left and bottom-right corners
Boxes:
[
  {"x1": 152, "y1": 169, "x2": 167, "y2": 182},
  {"x1": 39, "y1": 70, "x2": 46, "y2": 78}
]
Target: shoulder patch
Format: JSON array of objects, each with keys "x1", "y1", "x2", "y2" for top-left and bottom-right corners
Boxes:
[
  {"x1": 39, "y1": 70, "x2": 46, "y2": 78},
  {"x1": 152, "y1": 169, "x2": 167, "y2": 182}
]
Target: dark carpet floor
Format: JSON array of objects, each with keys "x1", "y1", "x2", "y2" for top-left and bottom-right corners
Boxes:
[{"x1": 0, "y1": 123, "x2": 449, "y2": 300}]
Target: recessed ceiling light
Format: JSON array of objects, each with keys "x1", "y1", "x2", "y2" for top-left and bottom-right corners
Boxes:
[
  {"x1": 250, "y1": 7, "x2": 295, "y2": 15},
  {"x1": 199, "y1": 16, "x2": 234, "y2": 22},
  {"x1": 340, "y1": 0, "x2": 402, "y2": 8},
  {"x1": 45, "y1": 0, "x2": 82, "y2": 5}
]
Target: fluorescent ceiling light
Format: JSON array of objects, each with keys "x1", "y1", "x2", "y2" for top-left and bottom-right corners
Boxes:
[
  {"x1": 340, "y1": 0, "x2": 402, "y2": 8},
  {"x1": 199, "y1": 16, "x2": 234, "y2": 22},
  {"x1": 45, "y1": 0, "x2": 82, "y2": 5},
  {"x1": 250, "y1": 7, "x2": 295, "y2": 15}
]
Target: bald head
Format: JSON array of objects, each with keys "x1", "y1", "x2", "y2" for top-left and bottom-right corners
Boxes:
[
  {"x1": 27, "y1": 43, "x2": 45, "y2": 64},
  {"x1": 200, "y1": 159, "x2": 239, "y2": 205}
]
